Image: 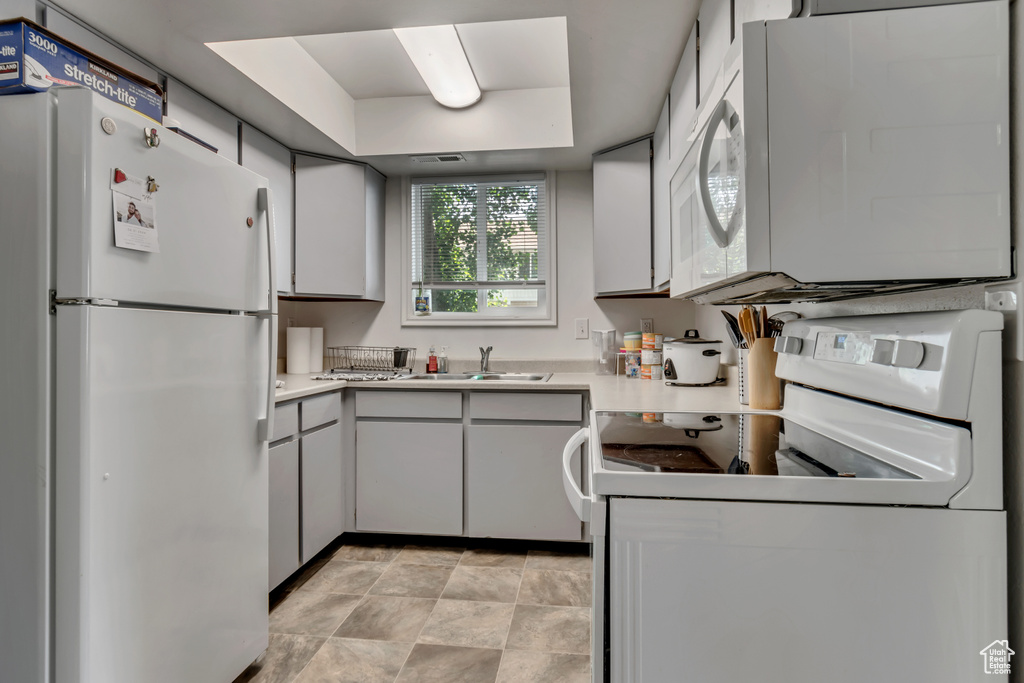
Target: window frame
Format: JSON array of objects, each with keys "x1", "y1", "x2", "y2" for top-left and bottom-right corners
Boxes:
[{"x1": 402, "y1": 172, "x2": 557, "y2": 327}]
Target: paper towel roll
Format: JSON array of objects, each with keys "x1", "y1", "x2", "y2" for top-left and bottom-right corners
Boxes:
[
  {"x1": 309, "y1": 328, "x2": 324, "y2": 373},
  {"x1": 286, "y1": 327, "x2": 311, "y2": 374}
]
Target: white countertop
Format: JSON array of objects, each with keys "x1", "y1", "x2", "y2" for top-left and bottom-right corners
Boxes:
[{"x1": 276, "y1": 366, "x2": 757, "y2": 413}]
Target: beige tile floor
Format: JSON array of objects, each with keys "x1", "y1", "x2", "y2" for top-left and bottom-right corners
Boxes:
[{"x1": 234, "y1": 536, "x2": 593, "y2": 683}]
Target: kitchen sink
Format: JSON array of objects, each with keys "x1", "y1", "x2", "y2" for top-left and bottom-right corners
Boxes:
[{"x1": 397, "y1": 372, "x2": 551, "y2": 382}]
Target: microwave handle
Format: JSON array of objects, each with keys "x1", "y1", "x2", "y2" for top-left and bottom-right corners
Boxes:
[{"x1": 697, "y1": 98, "x2": 739, "y2": 249}]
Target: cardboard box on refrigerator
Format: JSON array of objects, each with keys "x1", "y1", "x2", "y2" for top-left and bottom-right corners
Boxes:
[{"x1": 0, "y1": 18, "x2": 163, "y2": 121}]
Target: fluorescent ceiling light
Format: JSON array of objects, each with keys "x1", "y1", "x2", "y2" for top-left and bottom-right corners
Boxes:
[{"x1": 394, "y1": 25, "x2": 481, "y2": 109}]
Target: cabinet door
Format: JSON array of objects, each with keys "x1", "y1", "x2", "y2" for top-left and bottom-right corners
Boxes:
[
  {"x1": 45, "y1": 12, "x2": 160, "y2": 84},
  {"x1": 698, "y1": 0, "x2": 733, "y2": 101},
  {"x1": 355, "y1": 422, "x2": 463, "y2": 535},
  {"x1": 269, "y1": 439, "x2": 300, "y2": 590},
  {"x1": 301, "y1": 423, "x2": 344, "y2": 563},
  {"x1": 294, "y1": 155, "x2": 367, "y2": 297},
  {"x1": 593, "y1": 137, "x2": 653, "y2": 295},
  {"x1": 670, "y1": 23, "x2": 699, "y2": 163},
  {"x1": 466, "y1": 425, "x2": 582, "y2": 541},
  {"x1": 364, "y1": 167, "x2": 386, "y2": 301},
  {"x1": 242, "y1": 125, "x2": 294, "y2": 295},
  {"x1": 652, "y1": 99, "x2": 672, "y2": 289},
  {"x1": 164, "y1": 78, "x2": 240, "y2": 162}
]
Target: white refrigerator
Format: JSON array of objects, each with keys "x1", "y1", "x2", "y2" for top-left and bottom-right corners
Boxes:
[{"x1": 0, "y1": 87, "x2": 277, "y2": 683}]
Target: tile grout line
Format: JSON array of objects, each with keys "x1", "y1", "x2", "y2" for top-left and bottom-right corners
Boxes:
[
  {"x1": 392, "y1": 545, "x2": 466, "y2": 682},
  {"x1": 493, "y1": 550, "x2": 531, "y2": 678},
  {"x1": 286, "y1": 635, "x2": 329, "y2": 683}
]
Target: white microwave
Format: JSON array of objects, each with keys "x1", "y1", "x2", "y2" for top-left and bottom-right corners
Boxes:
[{"x1": 670, "y1": 1, "x2": 1011, "y2": 305}]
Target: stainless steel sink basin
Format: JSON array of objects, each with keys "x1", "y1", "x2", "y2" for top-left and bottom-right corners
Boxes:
[{"x1": 397, "y1": 372, "x2": 551, "y2": 382}]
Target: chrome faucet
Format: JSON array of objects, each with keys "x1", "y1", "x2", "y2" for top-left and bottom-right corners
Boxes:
[{"x1": 479, "y1": 346, "x2": 493, "y2": 373}]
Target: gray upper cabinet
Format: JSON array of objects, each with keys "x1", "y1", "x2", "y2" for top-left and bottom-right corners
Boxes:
[
  {"x1": 593, "y1": 137, "x2": 655, "y2": 295},
  {"x1": 669, "y1": 23, "x2": 699, "y2": 163},
  {"x1": 241, "y1": 125, "x2": 293, "y2": 295},
  {"x1": 652, "y1": 99, "x2": 672, "y2": 289},
  {"x1": 734, "y1": 0, "x2": 796, "y2": 28},
  {"x1": 44, "y1": 12, "x2": 160, "y2": 86},
  {"x1": 698, "y1": 0, "x2": 732, "y2": 101},
  {"x1": 164, "y1": 78, "x2": 240, "y2": 162},
  {"x1": 294, "y1": 155, "x2": 385, "y2": 300}
]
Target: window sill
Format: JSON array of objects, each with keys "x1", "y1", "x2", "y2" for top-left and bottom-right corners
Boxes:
[{"x1": 401, "y1": 316, "x2": 557, "y2": 328}]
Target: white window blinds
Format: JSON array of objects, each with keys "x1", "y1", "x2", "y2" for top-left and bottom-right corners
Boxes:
[{"x1": 410, "y1": 174, "x2": 549, "y2": 316}]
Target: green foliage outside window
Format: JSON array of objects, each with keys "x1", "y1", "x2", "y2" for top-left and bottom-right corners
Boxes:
[{"x1": 417, "y1": 181, "x2": 540, "y2": 313}]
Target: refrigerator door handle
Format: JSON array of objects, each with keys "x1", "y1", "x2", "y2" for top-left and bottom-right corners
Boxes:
[
  {"x1": 257, "y1": 187, "x2": 277, "y2": 443},
  {"x1": 257, "y1": 187, "x2": 278, "y2": 318}
]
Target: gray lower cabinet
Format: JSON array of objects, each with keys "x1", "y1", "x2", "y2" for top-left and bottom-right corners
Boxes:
[
  {"x1": 301, "y1": 422, "x2": 344, "y2": 564},
  {"x1": 268, "y1": 439, "x2": 300, "y2": 590},
  {"x1": 467, "y1": 424, "x2": 583, "y2": 541},
  {"x1": 355, "y1": 421, "x2": 463, "y2": 536},
  {"x1": 268, "y1": 393, "x2": 344, "y2": 590}
]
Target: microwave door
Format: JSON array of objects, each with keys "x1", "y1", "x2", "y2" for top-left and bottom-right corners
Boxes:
[{"x1": 698, "y1": 96, "x2": 748, "y2": 281}]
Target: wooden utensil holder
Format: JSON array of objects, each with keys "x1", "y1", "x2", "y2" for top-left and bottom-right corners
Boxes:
[
  {"x1": 743, "y1": 414, "x2": 781, "y2": 475},
  {"x1": 748, "y1": 338, "x2": 781, "y2": 410}
]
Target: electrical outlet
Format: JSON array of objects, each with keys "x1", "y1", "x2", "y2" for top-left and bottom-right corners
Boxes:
[
  {"x1": 641, "y1": 318, "x2": 654, "y2": 334},
  {"x1": 575, "y1": 318, "x2": 590, "y2": 339},
  {"x1": 287, "y1": 318, "x2": 296, "y2": 328}
]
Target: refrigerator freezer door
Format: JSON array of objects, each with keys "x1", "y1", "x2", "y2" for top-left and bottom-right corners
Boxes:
[
  {"x1": 55, "y1": 305, "x2": 269, "y2": 683},
  {"x1": 55, "y1": 88, "x2": 271, "y2": 312}
]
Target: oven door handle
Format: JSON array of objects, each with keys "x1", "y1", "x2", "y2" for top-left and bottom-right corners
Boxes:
[{"x1": 562, "y1": 427, "x2": 591, "y2": 523}]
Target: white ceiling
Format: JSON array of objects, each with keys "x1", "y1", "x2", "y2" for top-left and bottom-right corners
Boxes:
[
  {"x1": 48, "y1": 0, "x2": 700, "y2": 176},
  {"x1": 208, "y1": 17, "x2": 575, "y2": 158}
]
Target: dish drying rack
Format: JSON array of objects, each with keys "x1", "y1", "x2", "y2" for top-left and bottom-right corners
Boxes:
[{"x1": 327, "y1": 346, "x2": 416, "y2": 373}]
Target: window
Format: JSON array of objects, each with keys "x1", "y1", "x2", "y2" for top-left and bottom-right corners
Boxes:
[{"x1": 405, "y1": 173, "x2": 555, "y2": 325}]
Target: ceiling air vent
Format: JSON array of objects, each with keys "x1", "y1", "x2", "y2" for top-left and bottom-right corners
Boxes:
[{"x1": 410, "y1": 153, "x2": 466, "y2": 163}]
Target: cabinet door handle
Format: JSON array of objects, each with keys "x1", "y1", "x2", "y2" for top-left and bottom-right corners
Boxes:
[
  {"x1": 697, "y1": 98, "x2": 743, "y2": 249},
  {"x1": 562, "y1": 427, "x2": 591, "y2": 522}
]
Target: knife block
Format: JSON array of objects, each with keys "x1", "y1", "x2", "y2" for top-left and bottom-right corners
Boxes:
[{"x1": 748, "y1": 338, "x2": 781, "y2": 410}]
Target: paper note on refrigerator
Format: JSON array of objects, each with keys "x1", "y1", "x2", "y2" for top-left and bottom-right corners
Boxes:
[{"x1": 111, "y1": 175, "x2": 159, "y2": 253}]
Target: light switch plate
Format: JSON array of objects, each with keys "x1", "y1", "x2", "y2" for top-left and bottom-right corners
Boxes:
[{"x1": 575, "y1": 318, "x2": 590, "y2": 339}]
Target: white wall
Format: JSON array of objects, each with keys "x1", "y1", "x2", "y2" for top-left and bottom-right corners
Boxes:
[
  {"x1": 0, "y1": 0, "x2": 37, "y2": 20},
  {"x1": 282, "y1": 170, "x2": 696, "y2": 364}
]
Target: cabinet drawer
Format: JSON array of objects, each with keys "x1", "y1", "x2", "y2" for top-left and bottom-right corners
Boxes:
[
  {"x1": 470, "y1": 392, "x2": 582, "y2": 422},
  {"x1": 271, "y1": 403, "x2": 299, "y2": 442},
  {"x1": 356, "y1": 391, "x2": 462, "y2": 419},
  {"x1": 301, "y1": 392, "x2": 341, "y2": 431}
]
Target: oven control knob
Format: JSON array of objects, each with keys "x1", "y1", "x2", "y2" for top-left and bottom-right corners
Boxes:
[
  {"x1": 870, "y1": 339, "x2": 895, "y2": 365},
  {"x1": 891, "y1": 339, "x2": 925, "y2": 368},
  {"x1": 774, "y1": 336, "x2": 802, "y2": 355},
  {"x1": 871, "y1": 339, "x2": 924, "y2": 368}
]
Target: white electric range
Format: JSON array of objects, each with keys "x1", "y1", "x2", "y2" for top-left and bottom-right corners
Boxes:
[{"x1": 563, "y1": 310, "x2": 1008, "y2": 682}]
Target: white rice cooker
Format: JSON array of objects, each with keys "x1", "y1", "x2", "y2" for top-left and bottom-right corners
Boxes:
[{"x1": 662, "y1": 329, "x2": 723, "y2": 385}]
